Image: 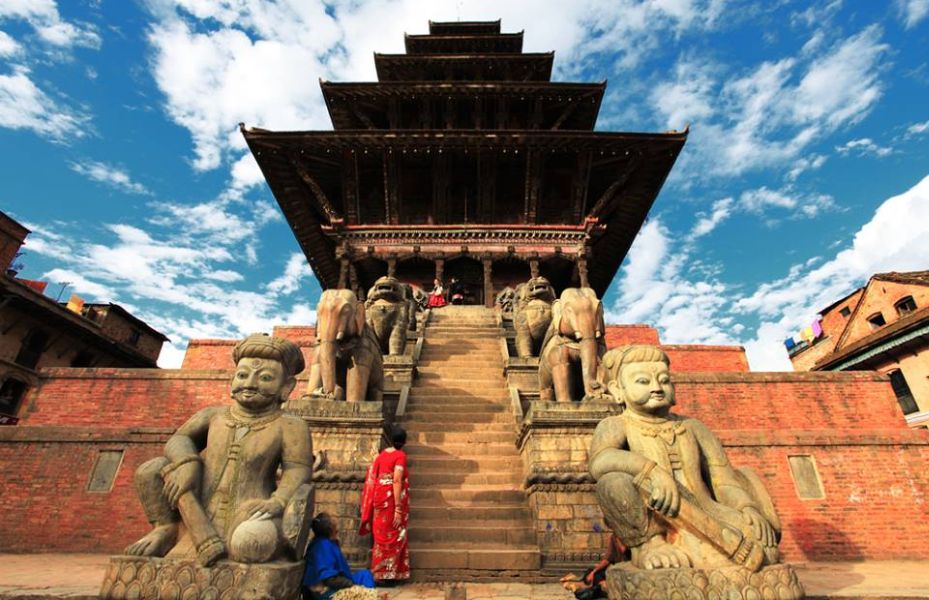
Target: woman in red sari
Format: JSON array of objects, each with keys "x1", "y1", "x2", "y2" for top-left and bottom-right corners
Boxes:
[
  {"x1": 359, "y1": 426, "x2": 410, "y2": 583},
  {"x1": 426, "y1": 279, "x2": 447, "y2": 309}
]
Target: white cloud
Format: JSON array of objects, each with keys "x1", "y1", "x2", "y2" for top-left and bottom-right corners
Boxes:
[
  {"x1": 834, "y1": 138, "x2": 893, "y2": 158},
  {"x1": 608, "y1": 220, "x2": 734, "y2": 345},
  {"x1": 906, "y1": 120, "x2": 929, "y2": 136},
  {"x1": 0, "y1": 30, "x2": 22, "y2": 57},
  {"x1": 898, "y1": 0, "x2": 929, "y2": 28},
  {"x1": 267, "y1": 252, "x2": 313, "y2": 296},
  {"x1": 0, "y1": 65, "x2": 90, "y2": 141},
  {"x1": 739, "y1": 186, "x2": 836, "y2": 219},
  {"x1": 0, "y1": 0, "x2": 100, "y2": 49},
  {"x1": 653, "y1": 26, "x2": 889, "y2": 180},
  {"x1": 787, "y1": 154, "x2": 827, "y2": 181},
  {"x1": 69, "y1": 160, "x2": 151, "y2": 195},
  {"x1": 40, "y1": 268, "x2": 116, "y2": 300},
  {"x1": 688, "y1": 197, "x2": 733, "y2": 240}
]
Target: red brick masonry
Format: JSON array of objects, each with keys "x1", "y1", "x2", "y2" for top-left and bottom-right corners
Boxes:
[{"x1": 1, "y1": 326, "x2": 926, "y2": 562}]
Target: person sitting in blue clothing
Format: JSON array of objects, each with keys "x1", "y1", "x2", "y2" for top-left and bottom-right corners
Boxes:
[{"x1": 302, "y1": 512, "x2": 376, "y2": 600}]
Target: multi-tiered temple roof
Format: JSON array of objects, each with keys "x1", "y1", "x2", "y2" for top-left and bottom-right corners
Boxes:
[{"x1": 243, "y1": 20, "x2": 686, "y2": 304}]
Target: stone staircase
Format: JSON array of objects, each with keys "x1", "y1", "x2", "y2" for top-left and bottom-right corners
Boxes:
[{"x1": 403, "y1": 306, "x2": 541, "y2": 580}]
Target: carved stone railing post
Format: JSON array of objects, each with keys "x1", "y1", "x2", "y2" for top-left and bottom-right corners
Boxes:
[{"x1": 516, "y1": 400, "x2": 622, "y2": 572}]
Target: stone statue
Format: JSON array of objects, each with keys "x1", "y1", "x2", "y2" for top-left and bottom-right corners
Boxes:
[
  {"x1": 307, "y1": 289, "x2": 384, "y2": 402},
  {"x1": 513, "y1": 276, "x2": 556, "y2": 358},
  {"x1": 365, "y1": 276, "x2": 414, "y2": 355},
  {"x1": 538, "y1": 287, "x2": 607, "y2": 402},
  {"x1": 409, "y1": 283, "x2": 428, "y2": 313},
  {"x1": 494, "y1": 286, "x2": 517, "y2": 315},
  {"x1": 125, "y1": 334, "x2": 313, "y2": 567},
  {"x1": 589, "y1": 345, "x2": 803, "y2": 599}
]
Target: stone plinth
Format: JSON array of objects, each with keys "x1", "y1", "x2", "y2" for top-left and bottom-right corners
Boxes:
[
  {"x1": 606, "y1": 562, "x2": 804, "y2": 600},
  {"x1": 284, "y1": 397, "x2": 391, "y2": 567},
  {"x1": 518, "y1": 400, "x2": 622, "y2": 572},
  {"x1": 99, "y1": 556, "x2": 303, "y2": 600}
]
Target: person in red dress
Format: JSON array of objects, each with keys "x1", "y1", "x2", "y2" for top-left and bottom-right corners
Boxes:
[
  {"x1": 426, "y1": 279, "x2": 447, "y2": 308},
  {"x1": 359, "y1": 426, "x2": 410, "y2": 584}
]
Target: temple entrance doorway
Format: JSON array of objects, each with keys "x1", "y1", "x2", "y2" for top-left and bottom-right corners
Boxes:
[
  {"x1": 445, "y1": 256, "x2": 483, "y2": 305},
  {"x1": 395, "y1": 256, "x2": 434, "y2": 294}
]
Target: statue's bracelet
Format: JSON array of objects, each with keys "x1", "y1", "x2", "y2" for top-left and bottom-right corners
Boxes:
[{"x1": 160, "y1": 455, "x2": 203, "y2": 478}]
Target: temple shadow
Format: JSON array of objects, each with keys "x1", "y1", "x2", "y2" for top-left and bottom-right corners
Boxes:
[{"x1": 788, "y1": 518, "x2": 866, "y2": 595}]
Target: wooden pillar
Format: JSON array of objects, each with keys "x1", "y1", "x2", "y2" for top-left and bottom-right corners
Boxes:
[
  {"x1": 483, "y1": 257, "x2": 494, "y2": 308},
  {"x1": 529, "y1": 258, "x2": 540, "y2": 279},
  {"x1": 338, "y1": 256, "x2": 351, "y2": 289},
  {"x1": 387, "y1": 255, "x2": 397, "y2": 277},
  {"x1": 577, "y1": 256, "x2": 589, "y2": 289},
  {"x1": 348, "y1": 263, "x2": 361, "y2": 299},
  {"x1": 524, "y1": 150, "x2": 541, "y2": 224},
  {"x1": 342, "y1": 151, "x2": 359, "y2": 224},
  {"x1": 435, "y1": 258, "x2": 444, "y2": 284}
]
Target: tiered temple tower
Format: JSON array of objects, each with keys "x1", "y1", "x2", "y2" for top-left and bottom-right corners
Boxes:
[{"x1": 243, "y1": 19, "x2": 686, "y2": 304}]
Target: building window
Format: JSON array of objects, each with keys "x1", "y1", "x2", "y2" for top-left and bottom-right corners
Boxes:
[
  {"x1": 127, "y1": 329, "x2": 141, "y2": 347},
  {"x1": 839, "y1": 306, "x2": 851, "y2": 318},
  {"x1": 87, "y1": 450, "x2": 124, "y2": 492},
  {"x1": 0, "y1": 378, "x2": 28, "y2": 417},
  {"x1": 787, "y1": 455, "x2": 825, "y2": 500},
  {"x1": 71, "y1": 351, "x2": 96, "y2": 368},
  {"x1": 867, "y1": 312, "x2": 886, "y2": 329},
  {"x1": 14, "y1": 329, "x2": 49, "y2": 370},
  {"x1": 888, "y1": 369, "x2": 919, "y2": 415},
  {"x1": 895, "y1": 296, "x2": 917, "y2": 316}
]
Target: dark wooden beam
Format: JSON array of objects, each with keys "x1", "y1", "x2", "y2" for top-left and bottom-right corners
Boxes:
[
  {"x1": 289, "y1": 155, "x2": 342, "y2": 223},
  {"x1": 342, "y1": 151, "x2": 358, "y2": 224}
]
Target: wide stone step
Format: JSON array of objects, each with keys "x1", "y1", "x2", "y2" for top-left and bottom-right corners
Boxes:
[
  {"x1": 405, "y1": 422, "x2": 513, "y2": 434},
  {"x1": 409, "y1": 544, "x2": 541, "y2": 572},
  {"x1": 416, "y1": 359, "x2": 503, "y2": 367},
  {"x1": 402, "y1": 412, "x2": 511, "y2": 425},
  {"x1": 404, "y1": 402, "x2": 509, "y2": 414},
  {"x1": 409, "y1": 524, "x2": 535, "y2": 545},
  {"x1": 407, "y1": 389, "x2": 510, "y2": 398},
  {"x1": 416, "y1": 370, "x2": 503, "y2": 380},
  {"x1": 410, "y1": 487, "x2": 525, "y2": 504},
  {"x1": 413, "y1": 472, "x2": 521, "y2": 486},
  {"x1": 405, "y1": 443, "x2": 518, "y2": 457},
  {"x1": 409, "y1": 455, "x2": 522, "y2": 472},
  {"x1": 413, "y1": 377, "x2": 504, "y2": 386},
  {"x1": 410, "y1": 504, "x2": 531, "y2": 522},
  {"x1": 408, "y1": 431, "x2": 515, "y2": 444}
]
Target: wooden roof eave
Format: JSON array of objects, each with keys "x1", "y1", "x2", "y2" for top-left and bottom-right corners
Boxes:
[
  {"x1": 374, "y1": 52, "x2": 555, "y2": 82},
  {"x1": 241, "y1": 126, "x2": 341, "y2": 288},
  {"x1": 404, "y1": 32, "x2": 524, "y2": 54}
]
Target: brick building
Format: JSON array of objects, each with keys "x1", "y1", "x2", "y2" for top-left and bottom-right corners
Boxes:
[
  {"x1": 0, "y1": 211, "x2": 168, "y2": 421},
  {"x1": 788, "y1": 270, "x2": 929, "y2": 426}
]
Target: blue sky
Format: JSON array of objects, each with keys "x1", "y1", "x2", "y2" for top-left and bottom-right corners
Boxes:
[{"x1": 1, "y1": 0, "x2": 928, "y2": 369}]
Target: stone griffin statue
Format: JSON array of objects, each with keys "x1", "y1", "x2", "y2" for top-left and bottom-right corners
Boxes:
[
  {"x1": 124, "y1": 334, "x2": 313, "y2": 567},
  {"x1": 513, "y1": 276, "x2": 556, "y2": 358},
  {"x1": 307, "y1": 289, "x2": 384, "y2": 402},
  {"x1": 365, "y1": 276, "x2": 416, "y2": 356},
  {"x1": 589, "y1": 345, "x2": 803, "y2": 599},
  {"x1": 538, "y1": 287, "x2": 607, "y2": 402},
  {"x1": 494, "y1": 286, "x2": 517, "y2": 315}
]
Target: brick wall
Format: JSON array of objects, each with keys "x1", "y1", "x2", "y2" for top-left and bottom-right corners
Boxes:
[
  {"x1": 603, "y1": 325, "x2": 660, "y2": 347},
  {"x1": 181, "y1": 331, "x2": 317, "y2": 372},
  {"x1": 663, "y1": 344, "x2": 749, "y2": 372},
  {"x1": 21, "y1": 369, "x2": 229, "y2": 428},
  {"x1": 0, "y1": 427, "x2": 162, "y2": 552}
]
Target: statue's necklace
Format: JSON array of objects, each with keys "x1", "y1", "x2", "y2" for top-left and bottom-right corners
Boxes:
[{"x1": 227, "y1": 405, "x2": 282, "y2": 432}]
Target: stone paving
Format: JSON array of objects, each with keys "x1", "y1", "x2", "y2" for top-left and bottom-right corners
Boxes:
[{"x1": 2, "y1": 554, "x2": 929, "y2": 599}]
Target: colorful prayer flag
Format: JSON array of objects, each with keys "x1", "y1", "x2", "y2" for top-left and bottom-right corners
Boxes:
[
  {"x1": 17, "y1": 279, "x2": 48, "y2": 294},
  {"x1": 66, "y1": 294, "x2": 85, "y2": 314}
]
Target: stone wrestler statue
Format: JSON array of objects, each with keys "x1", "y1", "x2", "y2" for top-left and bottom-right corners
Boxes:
[
  {"x1": 589, "y1": 345, "x2": 781, "y2": 572},
  {"x1": 125, "y1": 334, "x2": 313, "y2": 567}
]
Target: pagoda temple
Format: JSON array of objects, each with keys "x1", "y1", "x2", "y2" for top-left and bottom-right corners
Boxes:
[{"x1": 243, "y1": 19, "x2": 686, "y2": 304}]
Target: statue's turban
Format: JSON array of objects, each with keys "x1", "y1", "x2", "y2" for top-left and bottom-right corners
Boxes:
[{"x1": 233, "y1": 333, "x2": 306, "y2": 377}]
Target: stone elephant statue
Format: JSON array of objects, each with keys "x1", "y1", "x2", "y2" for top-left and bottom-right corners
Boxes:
[
  {"x1": 513, "y1": 276, "x2": 556, "y2": 358},
  {"x1": 365, "y1": 276, "x2": 415, "y2": 355},
  {"x1": 308, "y1": 289, "x2": 384, "y2": 402},
  {"x1": 538, "y1": 287, "x2": 607, "y2": 402}
]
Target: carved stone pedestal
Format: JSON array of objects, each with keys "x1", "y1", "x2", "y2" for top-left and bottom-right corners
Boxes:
[
  {"x1": 99, "y1": 556, "x2": 303, "y2": 600},
  {"x1": 605, "y1": 563, "x2": 804, "y2": 600}
]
